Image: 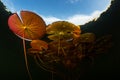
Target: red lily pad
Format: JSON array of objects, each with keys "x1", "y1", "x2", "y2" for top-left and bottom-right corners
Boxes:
[
  {"x1": 31, "y1": 40, "x2": 48, "y2": 51},
  {"x1": 8, "y1": 10, "x2": 46, "y2": 40}
]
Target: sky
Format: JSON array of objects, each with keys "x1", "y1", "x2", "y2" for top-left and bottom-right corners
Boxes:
[{"x1": 1, "y1": 0, "x2": 111, "y2": 25}]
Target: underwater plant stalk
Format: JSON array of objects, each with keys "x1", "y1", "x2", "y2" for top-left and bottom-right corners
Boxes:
[
  {"x1": 61, "y1": 47, "x2": 67, "y2": 56},
  {"x1": 22, "y1": 34, "x2": 32, "y2": 80},
  {"x1": 34, "y1": 55, "x2": 51, "y2": 72},
  {"x1": 58, "y1": 35, "x2": 61, "y2": 54},
  {"x1": 34, "y1": 55, "x2": 55, "y2": 80},
  {"x1": 34, "y1": 54, "x2": 56, "y2": 73}
]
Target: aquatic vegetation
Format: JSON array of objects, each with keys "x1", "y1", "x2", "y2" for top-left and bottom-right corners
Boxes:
[
  {"x1": 8, "y1": 11, "x2": 46, "y2": 80},
  {"x1": 46, "y1": 21, "x2": 81, "y2": 40},
  {"x1": 8, "y1": 10, "x2": 46, "y2": 40},
  {"x1": 8, "y1": 10, "x2": 112, "y2": 80}
]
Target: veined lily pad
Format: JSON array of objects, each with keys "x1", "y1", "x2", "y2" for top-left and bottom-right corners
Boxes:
[
  {"x1": 8, "y1": 10, "x2": 46, "y2": 40},
  {"x1": 46, "y1": 21, "x2": 81, "y2": 40}
]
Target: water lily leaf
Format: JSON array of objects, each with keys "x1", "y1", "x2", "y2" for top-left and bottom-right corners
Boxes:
[
  {"x1": 79, "y1": 33, "x2": 95, "y2": 43},
  {"x1": 8, "y1": 10, "x2": 46, "y2": 40},
  {"x1": 31, "y1": 40, "x2": 48, "y2": 51},
  {"x1": 94, "y1": 35, "x2": 112, "y2": 54},
  {"x1": 72, "y1": 26, "x2": 81, "y2": 39},
  {"x1": 46, "y1": 21, "x2": 81, "y2": 40},
  {"x1": 73, "y1": 33, "x2": 95, "y2": 46}
]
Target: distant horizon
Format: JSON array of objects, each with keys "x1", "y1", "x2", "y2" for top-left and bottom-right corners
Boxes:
[{"x1": 2, "y1": 0, "x2": 111, "y2": 25}]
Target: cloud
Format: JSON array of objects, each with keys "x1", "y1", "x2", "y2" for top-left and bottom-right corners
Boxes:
[
  {"x1": 41, "y1": 10, "x2": 102, "y2": 25},
  {"x1": 1, "y1": 0, "x2": 16, "y2": 12},
  {"x1": 66, "y1": 10, "x2": 102, "y2": 25},
  {"x1": 41, "y1": 16, "x2": 62, "y2": 25}
]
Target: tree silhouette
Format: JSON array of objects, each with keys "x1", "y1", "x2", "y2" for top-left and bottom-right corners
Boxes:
[{"x1": 81, "y1": 0, "x2": 120, "y2": 79}]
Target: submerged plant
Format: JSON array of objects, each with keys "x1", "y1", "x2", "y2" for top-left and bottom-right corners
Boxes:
[
  {"x1": 8, "y1": 10, "x2": 112, "y2": 80},
  {"x1": 46, "y1": 21, "x2": 81, "y2": 40},
  {"x1": 8, "y1": 11, "x2": 46, "y2": 80}
]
